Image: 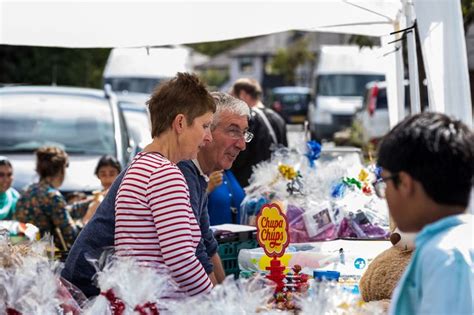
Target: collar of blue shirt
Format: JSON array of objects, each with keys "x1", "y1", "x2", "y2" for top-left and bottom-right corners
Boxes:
[
  {"x1": 192, "y1": 159, "x2": 209, "y2": 182},
  {"x1": 415, "y1": 213, "x2": 472, "y2": 248}
]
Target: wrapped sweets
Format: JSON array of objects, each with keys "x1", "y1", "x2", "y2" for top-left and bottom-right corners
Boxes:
[{"x1": 83, "y1": 256, "x2": 175, "y2": 315}]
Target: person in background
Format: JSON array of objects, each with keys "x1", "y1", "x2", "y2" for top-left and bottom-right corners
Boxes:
[
  {"x1": 375, "y1": 112, "x2": 474, "y2": 315},
  {"x1": 0, "y1": 156, "x2": 20, "y2": 220},
  {"x1": 230, "y1": 78, "x2": 287, "y2": 187},
  {"x1": 14, "y1": 146, "x2": 92, "y2": 250},
  {"x1": 85, "y1": 155, "x2": 121, "y2": 224},
  {"x1": 206, "y1": 169, "x2": 245, "y2": 225}
]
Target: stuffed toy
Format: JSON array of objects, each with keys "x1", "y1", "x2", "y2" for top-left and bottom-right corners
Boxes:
[{"x1": 359, "y1": 228, "x2": 416, "y2": 305}]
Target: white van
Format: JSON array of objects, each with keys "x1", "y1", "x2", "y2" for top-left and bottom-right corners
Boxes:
[
  {"x1": 103, "y1": 46, "x2": 208, "y2": 94},
  {"x1": 308, "y1": 46, "x2": 385, "y2": 141}
]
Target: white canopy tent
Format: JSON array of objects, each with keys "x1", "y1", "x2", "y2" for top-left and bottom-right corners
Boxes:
[
  {"x1": 1, "y1": 0, "x2": 472, "y2": 210},
  {"x1": 1, "y1": 0, "x2": 471, "y2": 124}
]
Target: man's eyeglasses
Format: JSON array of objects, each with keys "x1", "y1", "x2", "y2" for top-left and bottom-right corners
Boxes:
[
  {"x1": 373, "y1": 174, "x2": 399, "y2": 198},
  {"x1": 223, "y1": 127, "x2": 254, "y2": 143}
]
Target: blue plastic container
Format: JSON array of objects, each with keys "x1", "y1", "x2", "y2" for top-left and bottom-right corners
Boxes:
[{"x1": 313, "y1": 270, "x2": 341, "y2": 282}]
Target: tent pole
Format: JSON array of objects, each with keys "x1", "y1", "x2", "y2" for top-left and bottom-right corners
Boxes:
[{"x1": 404, "y1": 0, "x2": 421, "y2": 114}]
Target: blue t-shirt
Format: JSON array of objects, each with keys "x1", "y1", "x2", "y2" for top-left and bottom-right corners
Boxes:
[
  {"x1": 390, "y1": 214, "x2": 473, "y2": 315},
  {"x1": 62, "y1": 160, "x2": 218, "y2": 297},
  {"x1": 208, "y1": 170, "x2": 245, "y2": 225}
]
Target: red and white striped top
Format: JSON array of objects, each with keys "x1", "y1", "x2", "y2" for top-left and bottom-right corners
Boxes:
[{"x1": 114, "y1": 152, "x2": 212, "y2": 297}]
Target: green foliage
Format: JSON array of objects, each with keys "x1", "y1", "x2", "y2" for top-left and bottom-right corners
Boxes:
[
  {"x1": 0, "y1": 46, "x2": 110, "y2": 88},
  {"x1": 186, "y1": 37, "x2": 256, "y2": 57},
  {"x1": 348, "y1": 35, "x2": 376, "y2": 49},
  {"x1": 462, "y1": 0, "x2": 474, "y2": 33},
  {"x1": 269, "y1": 38, "x2": 315, "y2": 85},
  {"x1": 200, "y1": 69, "x2": 229, "y2": 90}
]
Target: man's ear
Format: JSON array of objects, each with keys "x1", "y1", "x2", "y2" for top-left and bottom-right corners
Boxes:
[
  {"x1": 173, "y1": 114, "x2": 186, "y2": 134},
  {"x1": 398, "y1": 171, "x2": 415, "y2": 198}
]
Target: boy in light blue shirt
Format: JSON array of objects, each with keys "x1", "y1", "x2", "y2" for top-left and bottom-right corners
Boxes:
[{"x1": 375, "y1": 112, "x2": 473, "y2": 315}]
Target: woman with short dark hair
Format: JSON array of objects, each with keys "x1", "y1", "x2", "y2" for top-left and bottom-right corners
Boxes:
[{"x1": 114, "y1": 72, "x2": 216, "y2": 297}]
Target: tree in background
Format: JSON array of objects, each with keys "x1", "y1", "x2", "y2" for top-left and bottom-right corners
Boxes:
[
  {"x1": 462, "y1": 0, "x2": 474, "y2": 34},
  {"x1": 269, "y1": 37, "x2": 315, "y2": 85},
  {"x1": 187, "y1": 37, "x2": 255, "y2": 57},
  {"x1": 0, "y1": 37, "x2": 253, "y2": 88},
  {"x1": 0, "y1": 46, "x2": 110, "y2": 87},
  {"x1": 200, "y1": 69, "x2": 229, "y2": 91}
]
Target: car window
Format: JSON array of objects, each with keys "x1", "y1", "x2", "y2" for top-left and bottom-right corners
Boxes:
[
  {"x1": 317, "y1": 74, "x2": 385, "y2": 97},
  {"x1": 274, "y1": 93, "x2": 311, "y2": 106},
  {"x1": 119, "y1": 103, "x2": 151, "y2": 149},
  {"x1": 375, "y1": 85, "x2": 410, "y2": 110},
  {"x1": 118, "y1": 108, "x2": 132, "y2": 162},
  {"x1": 376, "y1": 88, "x2": 388, "y2": 109},
  {"x1": 0, "y1": 93, "x2": 115, "y2": 155},
  {"x1": 105, "y1": 77, "x2": 166, "y2": 94}
]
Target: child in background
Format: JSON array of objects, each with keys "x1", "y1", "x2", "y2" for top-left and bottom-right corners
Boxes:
[
  {"x1": 375, "y1": 112, "x2": 473, "y2": 315},
  {"x1": 0, "y1": 156, "x2": 19, "y2": 220},
  {"x1": 84, "y1": 155, "x2": 121, "y2": 224}
]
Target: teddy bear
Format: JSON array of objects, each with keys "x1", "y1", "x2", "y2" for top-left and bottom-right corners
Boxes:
[{"x1": 359, "y1": 227, "x2": 416, "y2": 306}]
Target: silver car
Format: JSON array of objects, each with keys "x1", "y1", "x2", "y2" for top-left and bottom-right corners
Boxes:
[{"x1": 0, "y1": 86, "x2": 133, "y2": 195}]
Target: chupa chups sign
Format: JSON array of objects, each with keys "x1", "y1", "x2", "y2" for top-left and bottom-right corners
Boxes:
[{"x1": 256, "y1": 203, "x2": 290, "y2": 257}]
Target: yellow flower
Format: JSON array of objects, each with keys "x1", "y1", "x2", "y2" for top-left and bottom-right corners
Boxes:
[
  {"x1": 278, "y1": 164, "x2": 297, "y2": 180},
  {"x1": 358, "y1": 169, "x2": 369, "y2": 182}
]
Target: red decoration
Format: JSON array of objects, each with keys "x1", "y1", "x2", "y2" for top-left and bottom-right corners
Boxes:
[
  {"x1": 6, "y1": 308, "x2": 22, "y2": 315},
  {"x1": 265, "y1": 257, "x2": 286, "y2": 293},
  {"x1": 134, "y1": 302, "x2": 159, "y2": 315},
  {"x1": 101, "y1": 289, "x2": 126, "y2": 315}
]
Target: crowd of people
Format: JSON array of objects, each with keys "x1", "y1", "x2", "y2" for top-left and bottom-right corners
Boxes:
[
  {"x1": 1, "y1": 72, "x2": 473, "y2": 314},
  {"x1": 1, "y1": 148, "x2": 122, "y2": 250}
]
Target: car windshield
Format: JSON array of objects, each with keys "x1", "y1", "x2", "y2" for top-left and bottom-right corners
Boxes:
[
  {"x1": 0, "y1": 93, "x2": 116, "y2": 155},
  {"x1": 317, "y1": 74, "x2": 385, "y2": 97},
  {"x1": 105, "y1": 77, "x2": 166, "y2": 94},
  {"x1": 120, "y1": 102, "x2": 151, "y2": 147},
  {"x1": 274, "y1": 93, "x2": 311, "y2": 106}
]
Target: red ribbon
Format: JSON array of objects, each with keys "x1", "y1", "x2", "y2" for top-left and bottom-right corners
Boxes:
[
  {"x1": 6, "y1": 308, "x2": 22, "y2": 315},
  {"x1": 100, "y1": 289, "x2": 126, "y2": 315},
  {"x1": 134, "y1": 302, "x2": 159, "y2": 315}
]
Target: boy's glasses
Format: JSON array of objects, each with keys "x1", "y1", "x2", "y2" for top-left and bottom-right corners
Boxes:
[{"x1": 373, "y1": 174, "x2": 399, "y2": 198}]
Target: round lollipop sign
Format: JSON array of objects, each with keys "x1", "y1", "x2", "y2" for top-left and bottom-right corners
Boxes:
[{"x1": 256, "y1": 203, "x2": 290, "y2": 257}]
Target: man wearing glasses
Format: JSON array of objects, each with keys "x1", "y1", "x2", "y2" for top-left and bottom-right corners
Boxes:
[
  {"x1": 374, "y1": 112, "x2": 473, "y2": 315},
  {"x1": 62, "y1": 92, "x2": 251, "y2": 296}
]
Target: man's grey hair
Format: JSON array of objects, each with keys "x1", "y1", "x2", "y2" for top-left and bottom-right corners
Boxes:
[{"x1": 211, "y1": 91, "x2": 250, "y2": 128}]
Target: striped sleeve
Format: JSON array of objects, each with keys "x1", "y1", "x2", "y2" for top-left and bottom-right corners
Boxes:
[{"x1": 147, "y1": 164, "x2": 212, "y2": 296}]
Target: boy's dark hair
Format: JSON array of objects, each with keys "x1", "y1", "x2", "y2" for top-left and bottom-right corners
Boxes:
[
  {"x1": 94, "y1": 155, "x2": 121, "y2": 176},
  {"x1": 0, "y1": 156, "x2": 12, "y2": 168},
  {"x1": 378, "y1": 112, "x2": 474, "y2": 207},
  {"x1": 147, "y1": 72, "x2": 216, "y2": 138},
  {"x1": 232, "y1": 78, "x2": 262, "y2": 100}
]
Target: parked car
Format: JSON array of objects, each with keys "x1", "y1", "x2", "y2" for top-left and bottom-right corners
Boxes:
[
  {"x1": 0, "y1": 86, "x2": 133, "y2": 195},
  {"x1": 269, "y1": 86, "x2": 312, "y2": 124},
  {"x1": 117, "y1": 92, "x2": 151, "y2": 152},
  {"x1": 308, "y1": 45, "x2": 385, "y2": 141},
  {"x1": 354, "y1": 80, "x2": 428, "y2": 144}
]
